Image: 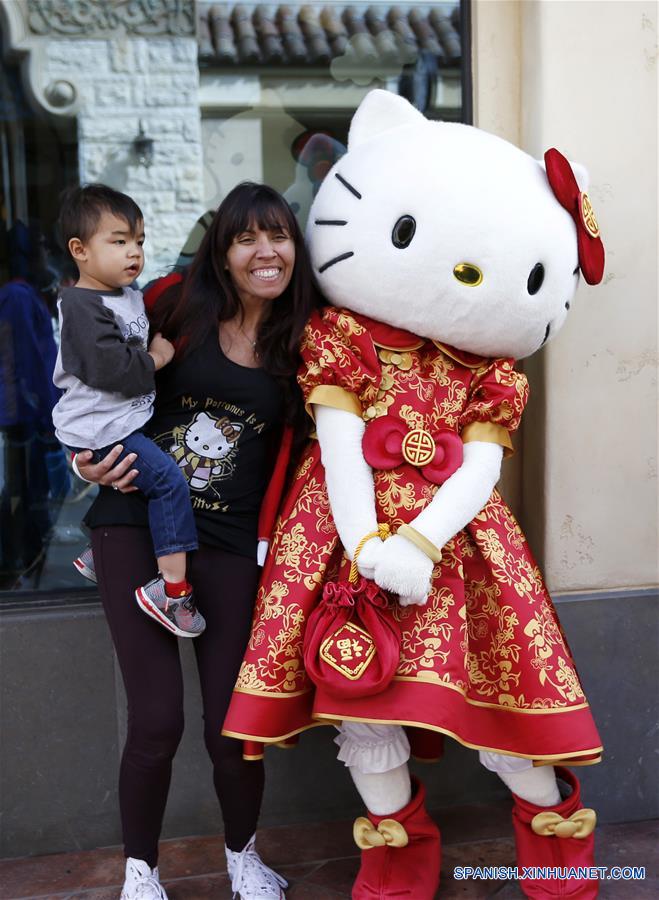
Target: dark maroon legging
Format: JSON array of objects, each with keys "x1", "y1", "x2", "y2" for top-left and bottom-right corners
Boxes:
[{"x1": 92, "y1": 525, "x2": 264, "y2": 865}]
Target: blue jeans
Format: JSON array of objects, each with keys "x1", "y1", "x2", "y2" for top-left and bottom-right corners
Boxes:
[{"x1": 74, "y1": 431, "x2": 198, "y2": 558}]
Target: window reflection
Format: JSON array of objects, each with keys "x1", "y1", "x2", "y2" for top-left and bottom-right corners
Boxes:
[
  {"x1": 0, "y1": 223, "x2": 96, "y2": 591},
  {"x1": 0, "y1": 0, "x2": 464, "y2": 595}
]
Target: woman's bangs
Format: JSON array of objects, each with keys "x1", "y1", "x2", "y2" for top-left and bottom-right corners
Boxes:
[{"x1": 251, "y1": 195, "x2": 295, "y2": 236}]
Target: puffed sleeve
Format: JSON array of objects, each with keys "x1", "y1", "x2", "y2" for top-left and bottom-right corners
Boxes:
[
  {"x1": 298, "y1": 307, "x2": 381, "y2": 419},
  {"x1": 459, "y1": 358, "x2": 529, "y2": 455}
]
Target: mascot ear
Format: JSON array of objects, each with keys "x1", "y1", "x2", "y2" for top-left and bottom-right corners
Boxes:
[{"x1": 348, "y1": 89, "x2": 425, "y2": 150}]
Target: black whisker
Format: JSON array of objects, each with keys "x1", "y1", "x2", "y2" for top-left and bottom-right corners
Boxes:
[
  {"x1": 335, "y1": 173, "x2": 362, "y2": 199},
  {"x1": 315, "y1": 219, "x2": 348, "y2": 226},
  {"x1": 318, "y1": 251, "x2": 354, "y2": 274}
]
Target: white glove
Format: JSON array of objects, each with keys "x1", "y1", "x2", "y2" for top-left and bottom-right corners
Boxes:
[
  {"x1": 373, "y1": 533, "x2": 434, "y2": 606},
  {"x1": 375, "y1": 441, "x2": 505, "y2": 606}
]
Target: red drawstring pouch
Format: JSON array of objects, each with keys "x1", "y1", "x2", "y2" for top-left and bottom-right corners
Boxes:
[{"x1": 303, "y1": 530, "x2": 401, "y2": 698}]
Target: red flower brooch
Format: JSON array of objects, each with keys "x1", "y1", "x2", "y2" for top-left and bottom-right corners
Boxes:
[{"x1": 544, "y1": 148, "x2": 605, "y2": 285}]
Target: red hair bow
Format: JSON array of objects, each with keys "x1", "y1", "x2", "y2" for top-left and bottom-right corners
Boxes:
[
  {"x1": 544, "y1": 148, "x2": 605, "y2": 285},
  {"x1": 362, "y1": 416, "x2": 463, "y2": 485}
]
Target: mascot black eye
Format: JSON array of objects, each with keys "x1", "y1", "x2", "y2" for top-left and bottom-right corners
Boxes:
[
  {"x1": 527, "y1": 262, "x2": 545, "y2": 295},
  {"x1": 392, "y1": 215, "x2": 416, "y2": 249}
]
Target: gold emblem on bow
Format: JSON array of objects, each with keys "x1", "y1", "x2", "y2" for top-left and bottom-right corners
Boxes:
[
  {"x1": 402, "y1": 428, "x2": 436, "y2": 466},
  {"x1": 353, "y1": 816, "x2": 409, "y2": 850},
  {"x1": 531, "y1": 808, "x2": 597, "y2": 839},
  {"x1": 579, "y1": 192, "x2": 600, "y2": 238}
]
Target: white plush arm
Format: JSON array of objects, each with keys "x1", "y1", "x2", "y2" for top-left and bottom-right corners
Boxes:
[
  {"x1": 314, "y1": 405, "x2": 384, "y2": 577},
  {"x1": 373, "y1": 442, "x2": 504, "y2": 605},
  {"x1": 413, "y1": 441, "x2": 504, "y2": 546}
]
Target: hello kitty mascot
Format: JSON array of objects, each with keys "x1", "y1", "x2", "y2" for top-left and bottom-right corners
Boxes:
[{"x1": 224, "y1": 90, "x2": 605, "y2": 899}]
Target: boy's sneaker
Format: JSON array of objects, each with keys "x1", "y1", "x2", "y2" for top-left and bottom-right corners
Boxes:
[
  {"x1": 135, "y1": 577, "x2": 206, "y2": 638},
  {"x1": 73, "y1": 544, "x2": 96, "y2": 583},
  {"x1": 120, "y1": 857, "x2": 168, "y2": 900}
]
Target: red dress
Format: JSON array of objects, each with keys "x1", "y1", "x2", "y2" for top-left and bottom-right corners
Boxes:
[{"x1": 223, "y1": 308, "x2": 602, "y2": 765}]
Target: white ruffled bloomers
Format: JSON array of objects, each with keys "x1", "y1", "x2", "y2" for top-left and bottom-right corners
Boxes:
[{"x1": 335, "y1": 722, "x2": 411, "y2": 774}]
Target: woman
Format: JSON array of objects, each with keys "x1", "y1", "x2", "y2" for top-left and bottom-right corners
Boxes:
[{"x1": 75, "y1": 183, "x2": 319, "y2": 900}]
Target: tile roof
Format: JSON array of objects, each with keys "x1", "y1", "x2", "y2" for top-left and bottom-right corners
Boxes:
[{"x1": 198, "y1": 3, "x2": 462, "y2": 67}]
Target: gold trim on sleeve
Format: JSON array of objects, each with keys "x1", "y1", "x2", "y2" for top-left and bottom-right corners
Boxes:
[
  {"x1": 462, "y1": 422, "x2": 514, "y2": 455},
  {"x1": 306, "y1": 385, "x2": 362, "y2": 420},
  {"x1": 397, "y1": 524, "x2": 442, "y2": 563}
]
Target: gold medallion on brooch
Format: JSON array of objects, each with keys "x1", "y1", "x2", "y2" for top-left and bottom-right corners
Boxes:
[
  {"x1": 401, "y1": 429, "x2": 436, "y2": 466},
  {"x1": 579, "y1": 192, "x2": 600, "y2": 238}
]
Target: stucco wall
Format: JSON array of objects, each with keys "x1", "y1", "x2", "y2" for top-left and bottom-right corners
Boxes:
[{"x1": 473, "y1": 0, "x2": 658, "y2": 592}]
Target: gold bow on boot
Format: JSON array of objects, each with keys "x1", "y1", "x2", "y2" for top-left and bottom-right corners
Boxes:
[
  {"x1": 353, "y1": 817, "x2": 409, "y2": 849},
  {"x1": 531, "y1": 808, "x2": 597, "y2": 839},
  {"x1": 352, "y1": 778, "x2": 440, "y2": 900}
]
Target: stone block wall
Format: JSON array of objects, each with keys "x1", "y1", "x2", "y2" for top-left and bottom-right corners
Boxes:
[{"x1": 43, "y1": 36, "x2": 204, "y2": 283}]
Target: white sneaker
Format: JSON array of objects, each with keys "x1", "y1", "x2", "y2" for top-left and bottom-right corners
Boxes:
[
  {"x1": 120, "y1": 857, "x2": 168, "y2": 899},
  {"x1": 225, "y1": 834, "x2": 287, "y2": 899}
]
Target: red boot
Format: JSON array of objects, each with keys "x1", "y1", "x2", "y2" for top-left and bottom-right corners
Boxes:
[
  {"x1": 352, "y1": 776, "x2": 440, "y2": 899},
  {"x1": 512, "y1": 767, "x2": 598, "y2": 899}
]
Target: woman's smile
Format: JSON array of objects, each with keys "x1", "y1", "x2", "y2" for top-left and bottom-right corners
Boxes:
[{"x1": 251, "y1": 266, "x2": 282, "y2": 281}]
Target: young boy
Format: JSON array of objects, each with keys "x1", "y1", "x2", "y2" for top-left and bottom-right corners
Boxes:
[{"x1": 52, "y1": 184, "x2": 204, "y2": 638}]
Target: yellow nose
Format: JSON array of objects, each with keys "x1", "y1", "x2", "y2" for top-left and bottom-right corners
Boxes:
[{"x1": 453, "y1": 262, "x2": 483, "y2": 286}]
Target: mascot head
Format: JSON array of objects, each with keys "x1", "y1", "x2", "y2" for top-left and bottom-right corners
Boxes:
[{"x1": 307, "y1": 90, "x2": 604, "y2": 359}]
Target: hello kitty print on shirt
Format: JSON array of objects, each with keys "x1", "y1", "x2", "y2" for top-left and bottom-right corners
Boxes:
[{"x1": 169, "y1": 411, "x2": 244, "y2": 493}]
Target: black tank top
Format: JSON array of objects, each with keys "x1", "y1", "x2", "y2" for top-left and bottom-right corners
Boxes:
[{"x1": 85, "y1": 331, "x2": 284, "y2": 558}]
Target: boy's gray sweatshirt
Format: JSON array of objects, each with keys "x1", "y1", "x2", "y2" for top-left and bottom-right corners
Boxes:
[{"x1": 52, "y1": 286, "x2": 156, "y2": 449}]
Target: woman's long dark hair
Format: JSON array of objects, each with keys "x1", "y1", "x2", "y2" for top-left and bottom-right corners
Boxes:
[{"x1": 152, "y1": 182, "x2": 322, "y2": 428}]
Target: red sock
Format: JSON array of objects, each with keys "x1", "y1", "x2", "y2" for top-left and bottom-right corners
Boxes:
[{"x1": 164, "y1": 578, "x2": 192, "y2": 598}]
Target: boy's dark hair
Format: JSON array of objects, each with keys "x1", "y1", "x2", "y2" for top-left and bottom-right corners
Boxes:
[{"x1": 58, "y1": 184, "x2": 143, "y2": 253}]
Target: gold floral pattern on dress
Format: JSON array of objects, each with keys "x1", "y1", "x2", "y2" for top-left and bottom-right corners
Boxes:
[
  {"x1": 392, "y1": 367, "x2": 437, "y2": 404},
  {"x1": 397, "y1": 404, "x2": 427, "y2": 431},
  {"x1": 427, "y1": 352, "x2": 455, "y2": 386},
  {"x1": 474, "y1": 527, "x2": 544, "y2": 603},
  {"x1": 295, "y1": 455, "x2": 314, "y2": 481},
  {"x1": 436, "y1": 380, "x2": 469, "y2": 428},
  {"x1": 460, "y1": 358, "x2": 528, "y2": 431},
  {"x1": 375, "y1": 471, "x2": 424, "y2": 518},
  {"x1": 238, "y1": 580, "x2": 308, "y2": 693},
  {"x1": 524, "y1": 610, "x2": 585, "y2": 704},
  {"x1": 300, "y1": 312, "x2": 380, "y2": 410},
  {"x1": 395, "y1": 586, "x2": 455, "y2": 675}
]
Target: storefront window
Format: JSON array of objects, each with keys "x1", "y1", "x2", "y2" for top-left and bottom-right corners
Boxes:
[
  {"x1": 0, "y1": 0, "x2": 468, "y2": 598},
  {"x1": 198, "y1": 1, "x2": 467, "y2": 241}
]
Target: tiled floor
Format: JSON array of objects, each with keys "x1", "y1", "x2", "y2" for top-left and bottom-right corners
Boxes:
[{"x1": 1, "y1": 804, "x2": 656, "y2": 899}]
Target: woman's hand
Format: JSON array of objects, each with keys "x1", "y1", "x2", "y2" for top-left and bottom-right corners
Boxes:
[{"x1": 75, "y1": 445, "x2": 139, "y2": 493}]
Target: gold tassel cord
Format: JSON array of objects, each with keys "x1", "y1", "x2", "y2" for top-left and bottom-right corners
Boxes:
[{"x1": 349, "y1": 523, "x2": 391, "y2": 584}]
